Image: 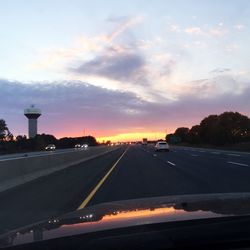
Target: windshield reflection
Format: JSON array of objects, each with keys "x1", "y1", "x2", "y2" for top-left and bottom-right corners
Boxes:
[{"x1": 2, "y1": 194, "x2": 250, "y2": 248}]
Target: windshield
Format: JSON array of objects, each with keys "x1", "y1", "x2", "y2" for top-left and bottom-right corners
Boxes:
[{"x1": 1, "y1": 0, "x2": 250, "y2": 242}]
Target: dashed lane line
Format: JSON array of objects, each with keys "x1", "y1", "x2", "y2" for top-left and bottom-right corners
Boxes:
[
  {"x1": 228, "y1": 161, "x2": 248, "y2": 167},
  {"x1": 167, "y1": 161, "x2": 176, "y2": 166}
]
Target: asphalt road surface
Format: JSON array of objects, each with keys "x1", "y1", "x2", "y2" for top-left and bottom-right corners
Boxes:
[
  {"x1": 1, "y1": 144, "x2": 250, "y2": 233},
  {"x1": 0, "y1": 148, "x2": 91, "y2": 161}
]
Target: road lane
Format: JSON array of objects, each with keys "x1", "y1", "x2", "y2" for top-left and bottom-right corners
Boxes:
[
  {"x1": 144, "y1": 145, "x2": 250, "y2": 192},
  {"x1": 172, "y1": 146, "x2": 250, "y2": 166},
  {"x1": 171, "y1": 145, "x2": 250, "y2": 166},
  {"x1": 87, "y1": 146, "x2": 214, "y2": 206},
  {"x1": 77, "y1": 147, "x2": 129, "y2": 210},
  {"x1": 173, "y1": 145, "x2": 250, "y2": 156},
  {"x1": 0, "y1": 148, "x2": 84, "y2": 161},
  {"x1": 0, "y1": 146, "x2": 115, "y2": 163},
  {"x1": 2, "y1": 144, "x2": 250, "y2": 234},
  {"x1": 0, "y1": 147, "x2": 126, "y2": 233}
]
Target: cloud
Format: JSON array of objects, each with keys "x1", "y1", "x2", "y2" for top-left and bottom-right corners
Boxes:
[
  {"x1": 29, "y1": 15, "x2": 144, "y2": 71},
  {"x1": 0, "y1": 79, "x2": 145, "y2": 137},
  {"x1": 71, "y1": 48, "x2": 147, "y2": 84},
  {"x1": 184, "y1": 27, "x2": 204, "y2": 35},
  {"x1": 234, "y1": 24, "x2": 245, "y2": 30},
  {"x1": 209, "y1": 26, "x2": 229, "y2": 36},
  {"x1": 67, "y1": 16, "x2": 177, "y2": 89},
  {"x1": 168, "y1": 23, "x2": 229, "y2": 37},
  {"x1": 168, "y1": 24, "x2": 181, "y2": 33},
  {"x1": 210, "y1": 68, "x2": 231, "y2": 74},
  {"x1": 225, "y1": 43, "x2": 239, "y2": 52},
  {"x1": 1, "y1": 77, "x2": 250, "y2": 138},
  {"x1": 105, "y1": 15, "x2": 144, "y2": 42},
  {"x1": 158, "y1": 69, "x2": 250, "y2": 102},
  {"x1": 25, "y1": 17, "x2": 247, "y2": 112}
]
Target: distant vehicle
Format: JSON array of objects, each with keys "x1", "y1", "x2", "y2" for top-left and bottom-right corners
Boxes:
[
  {"x1": 155, "y1": 141, "x2": 169, "y2": 152},
  {"x1": 81, "y1": 144, "x2": 88, "y2": 149},
  {"x1": 45, "y1": 144, "x2": 56, "y2": 151},
  {"x1": 74, "y1": 144, "x2": 81, "y2": 148},
  {"x1": 142, "y1": 138, "x2": 148, "y2": 145}
]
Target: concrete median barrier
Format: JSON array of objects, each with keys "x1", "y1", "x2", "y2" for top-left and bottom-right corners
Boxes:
[{"x1": 0, "y1": 146, "x2": 121, "y2": 193}]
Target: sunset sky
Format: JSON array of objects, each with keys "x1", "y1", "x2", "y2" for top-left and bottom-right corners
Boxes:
[{"x1": 1, "y1": 0, "x2": 250, "y2": 142}]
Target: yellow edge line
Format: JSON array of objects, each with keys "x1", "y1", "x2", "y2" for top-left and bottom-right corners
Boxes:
[{"x1": 77, "y1": 147, "x2": 129, "y2": 210}]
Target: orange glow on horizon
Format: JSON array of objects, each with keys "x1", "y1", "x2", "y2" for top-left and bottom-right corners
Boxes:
[
  {"x1": 97, "y1": 132, "x2": 167, "y2": 142},
  {"x1": 42, "y1": 127, "x2": 175, "y2": 141}
]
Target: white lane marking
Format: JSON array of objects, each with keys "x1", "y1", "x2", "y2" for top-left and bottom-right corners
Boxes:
[
  {"x1": 211, "y1": 152, "x2": 220, "y2": 154},
  {"x1": 153, "y1": 154, "x2": 157, "y2": 157},
  {"x1": 190, "y1": 154, "x2": 198, "y2": 157},
  {"x1": 200, "y1": 150, "x2": 205, "y2": 153},
  {"x1": 227, "y1": 154, "x2": 241, "y2": 157},
  {"x1": 167, "y1": 161, "x2": 176, "y2": 166},
  {"x1": 228, "y1": 161, "x2": 249, "y2": 167}
]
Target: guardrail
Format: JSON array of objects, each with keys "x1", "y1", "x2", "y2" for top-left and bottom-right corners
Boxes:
[{"x1": 0, "y1": 146, "x2": 120, "y2": 193}]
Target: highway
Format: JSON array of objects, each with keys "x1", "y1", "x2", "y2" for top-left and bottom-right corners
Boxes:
[
  {"x1": 0, "y1": 148, "x2": 90, "y2": 162},
  {"x1": 1, "y1": 144, "x2": 250, "y2": 233}
]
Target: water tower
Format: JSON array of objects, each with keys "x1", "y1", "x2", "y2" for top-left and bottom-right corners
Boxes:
[{"x1": 24, "y1": 105, "x2": 41, "y2": 138}]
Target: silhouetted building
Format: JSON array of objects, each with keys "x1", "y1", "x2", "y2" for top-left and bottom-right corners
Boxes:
[{"x1": 24, "y1": 105, "x2": 41, "y2": 138}]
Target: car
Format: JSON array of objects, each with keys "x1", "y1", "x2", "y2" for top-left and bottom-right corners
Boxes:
[
  {"x1": 45, "y1": 144, "x2": 56, "y2": 151},
  {"x1": 81, "y1": 144, "x2": 88, "y2": 149},
  {"x1": 155, "y1": 141, "x2": 169, "y2": 152},
  {"x1": 74, "y1": 144, "x2": 81, "y2": 148}
]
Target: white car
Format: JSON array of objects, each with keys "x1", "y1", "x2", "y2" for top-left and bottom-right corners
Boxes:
[
  {"x1": 81, "y1": 144, "x2": 88, "y2": 149},
  {"x1": 155, "y1": 141, "x2": 170, "y2": 152},
  {"x1": 45, "y1": 144, "x2": 56, "y2": 151}
]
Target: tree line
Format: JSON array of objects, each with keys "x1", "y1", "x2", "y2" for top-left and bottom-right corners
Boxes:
[
  {"x1": 166, "y1": 112, "x2": 250, "y2": 146},
  {"x1": 0, "y1": 119, "x2": 98, "y2": 153}
]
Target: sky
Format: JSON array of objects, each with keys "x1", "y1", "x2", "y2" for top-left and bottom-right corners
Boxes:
[{"x1": 0, "y1": 0, "x2": 250, "y2": 142}]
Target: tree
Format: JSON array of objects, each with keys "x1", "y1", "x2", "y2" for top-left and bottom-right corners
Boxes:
[
  {"x1": 174, "y1": 127, "x2": 190, "y2": 142},
  {"x1": 215, "y1": 112, "x2": 250, "y2": 145},
  {"x1": 82, "y1": 136, "x2": 97, "y2": 146},
  {"x1": 199, "y1": 115, "x2": 219, "y2": 144},
  {"x1": 165, "y1": 133, "x2": 181, "y2": 144},
  {"x1": 15, "y1": 135, "x2": 28, "y2": 151},
  {"x1": 16, "y1": 135, "x2": 27, "y2": 142},
  {"x1": 106, "y1": 140, "x2": 111, "y2": 145},
  {"x1": 34, "y1": 134, "x2": 57, "y2": 150},
  {"x1": 0, "y1": 119, "x2": 13, "y2": 141},
  {"x1": 165, "y1": 134, "x2": 173, "y2": 143},
  {"x1": 197, "y1": 112, "x2": 250, "y2": 145},
  {"x1": 57, "y1": 136, "x2": 98, "y2": 148},
  {"x1": 187, "y1": 125, "x2": 201, "y2": 144}
]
